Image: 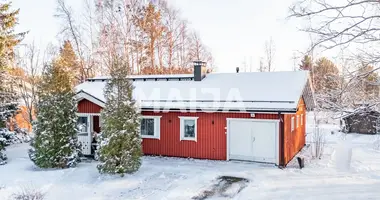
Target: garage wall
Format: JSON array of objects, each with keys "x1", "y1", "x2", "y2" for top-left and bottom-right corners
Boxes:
[
  {"x1": 141, "y1": 111, "x2": 279, "y2": 160},
  {"x1": 283, "y1": 98, "x2": 306, "y2": 165}
]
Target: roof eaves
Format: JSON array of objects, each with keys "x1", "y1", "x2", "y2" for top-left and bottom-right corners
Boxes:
[{"x1": 75, "y1": 90, "x2": 106, "y2": 107}]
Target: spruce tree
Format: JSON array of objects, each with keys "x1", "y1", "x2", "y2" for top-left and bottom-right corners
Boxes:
[
  {"x1": 0, "y1": 2, "x2": 26, "y2": 127},
  {"x1": 97, "y1": 58, "x2": 142, "y2": 175},
  {"x1": 54, "y1": 40, "x2": 80, "y2": 87},
  {"x1": 28, "y1": 61, "x2": 81, "y2": 168},
  {"x1": 0, "y1": 2, "x2": 26, "y2": 164}
]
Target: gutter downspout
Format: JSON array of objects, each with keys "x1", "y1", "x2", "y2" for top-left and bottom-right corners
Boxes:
[{"x1": 278, "y1": 112, "x2": 285, "y2": 169}]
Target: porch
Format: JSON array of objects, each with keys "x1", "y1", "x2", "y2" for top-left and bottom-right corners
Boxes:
[{"x1": 77, "y1": 113, "x2": 101, "y2": 156}]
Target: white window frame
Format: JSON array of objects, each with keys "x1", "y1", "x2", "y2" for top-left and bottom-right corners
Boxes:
[
  {"x1": 140, "y1": 116, "x2": 161, "y2": 139},
  {"x1": 291, "y1": 116, "x2": 295, "y2": 132},
  {"x1": 77, "y1": 115, "x2": 90, "y2": 136},
  {"x1": 179, "y1": 116, "x2": 198, "y2": 141},
  {"x1": 301, "y1": 114, "x2": 303, "y2": 126}
]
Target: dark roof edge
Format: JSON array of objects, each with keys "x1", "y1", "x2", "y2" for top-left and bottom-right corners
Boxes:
[{"x1": 75, "y1": 90, "x2": 106, "y2": 107}]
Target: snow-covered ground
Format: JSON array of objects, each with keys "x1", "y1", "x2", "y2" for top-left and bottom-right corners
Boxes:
[{"x1": 1, "y1": 115, "x2": 380, "y2": 200}]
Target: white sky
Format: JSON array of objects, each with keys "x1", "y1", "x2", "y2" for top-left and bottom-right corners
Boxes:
[{"x1": 13, "y1": 0, "x2": 314, "y2": 73}]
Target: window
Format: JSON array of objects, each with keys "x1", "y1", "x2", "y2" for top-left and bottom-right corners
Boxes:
[
  {"x1": 99, "y1": 116, "x2": 103, "y2": 128},
  {"x1": 77, "y1": 116, "x2": 88, "y2": 136},
  {"x1": 291, "y1": 116, "x2": 295, "y2": 131},
  {"x1": 301, "y1": 114, "x2": 303, "y2": 126},
  {"x1": 297, "y1": 115, "x2": 299, "y2": 128},
  {"x1": 179, "y1": 117, "x2": 198, "y2": 141},
  {"x1": 140, "y1": 116, "x2": 161, "y2": 139}
]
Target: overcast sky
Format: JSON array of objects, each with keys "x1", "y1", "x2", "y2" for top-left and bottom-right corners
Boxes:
[{"x1": 13, "y1": 0, "x2": 314, "y2": 73}]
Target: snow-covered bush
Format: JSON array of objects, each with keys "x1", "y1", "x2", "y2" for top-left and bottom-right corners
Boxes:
[
  {"x1": 12, "y1": 185, "x2": 45, "y2": 200},
  {"x1": 311, "y1": 121, "x2": 325, "y2": 159},
  {"x1": 0, "y1": 137, "x2": 7, "y2": 165},
  {"x1": 29, "y1": 63, "x2": 81, "y2": 169},
  {"x1": 97, "y1": 58, "x2": 142, "y2": 175},
  {"x1": 0, "y1": 128, "x2": 10, "y2": 165},
  {"x1": 93, "y1": 132, "x2": 102, "y2": 161}
]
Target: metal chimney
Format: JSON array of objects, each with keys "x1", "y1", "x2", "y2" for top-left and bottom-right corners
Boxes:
[{"x1": 193, "y1": 61, "x2": 206, "y2": 81}]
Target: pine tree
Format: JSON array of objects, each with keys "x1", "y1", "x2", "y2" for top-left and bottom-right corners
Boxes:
[
  {"x1": 28, "y1": 61, "x2": 81, "y2": 168},
  {"x1": 0, "y1": 2, "x2": 26, "y2": 164},
  {"x1": 356, "y1": 64, "x2": 379, "y2": 102},
  {"x1": 0, "y1": 2, "x2": 26, "y2": 128},
  {"x1": 97, "y1": 58, "x2": 142, "y2": 175},
  {"x1": 299, "y1": 55, "x2": 313, "y2": 71},
  {"x1": 54, "y1": 40, "x2": 80, "y2": 87}
]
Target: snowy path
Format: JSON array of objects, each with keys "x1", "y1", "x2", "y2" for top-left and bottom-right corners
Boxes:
[{"x1": 1, "y1": 133, "x2": 380, "y2": 199}]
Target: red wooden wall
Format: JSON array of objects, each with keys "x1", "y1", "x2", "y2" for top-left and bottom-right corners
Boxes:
[
  {"x1": 77, "y1": 98, "x2": 307, "y2": 166},
  {"x1": 282, "y1": 98, "x2": 306, "y2": 165},
  {"x1": 78, "y1": 99, "x2": 102, "y2": 113},
  {"x1": 141, "y1": 111, "x2": 279, "y2": 160}
]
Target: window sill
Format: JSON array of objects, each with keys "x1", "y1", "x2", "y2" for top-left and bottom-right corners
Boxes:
[
  {"x1": 180, "y1": 137, "x2": 197, "y2": 142},
  {"x1": 141, "y1": 135, "x2": 160, "y2": 140}
]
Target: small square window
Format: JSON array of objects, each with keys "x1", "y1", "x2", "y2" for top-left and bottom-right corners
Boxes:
[
  {"x1": 141, "y1": 119, "x2": 155, "y2": 136},
  {"x1": 179, "y1": 117, "x2": 198, "y2": 141},
  {"x1": 140, "y1": 116, "x2": 161, "y2": 139}
]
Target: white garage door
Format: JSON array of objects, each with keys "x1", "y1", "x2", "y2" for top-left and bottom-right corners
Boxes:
[{"x1": 227, "y1": 119, "x2": 279, "y2": 164}]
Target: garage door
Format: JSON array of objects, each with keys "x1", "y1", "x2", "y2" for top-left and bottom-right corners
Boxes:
[{"x1": 227, "y1": 119, "x2": 279, "y2": 164}]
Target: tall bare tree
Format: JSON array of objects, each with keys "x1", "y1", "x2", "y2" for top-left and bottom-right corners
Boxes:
[
  {"x1": 15, "y1": 43, "x2": 41, "y2": 125},
  {"x1": 92, "y1": 0, "x2": 213, "y2": 74},
  {"x1": 55, "y1": 0, "x2": 96, "y2": 81},
  {"x1": 289, "y1": 0, "x2": 380, "y2": 113},
  {"x1": 264, "y1": 37, "x2": 275, "y2": 72}
]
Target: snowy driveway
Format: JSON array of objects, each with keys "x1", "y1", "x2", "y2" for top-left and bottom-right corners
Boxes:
[{"x1": 1, "y1": 133, "x2": 380, "y2": 200}]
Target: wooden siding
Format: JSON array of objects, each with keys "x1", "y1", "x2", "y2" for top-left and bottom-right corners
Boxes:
[
  {"x1": 141, "y1": 111, "x2": 279, "y2": 160},
  {"x1": 93, "y1": 116, "x2": 101, "y2": 133},
  {"x1": 76, "y1": 99, "x2": 294, "y2": 165},
  {"x1": 78, "y1": 99, "x2": 103, "y2": 113},
  {"x1": 282, "y1": 98, "x2": 306, "y2": 165}
]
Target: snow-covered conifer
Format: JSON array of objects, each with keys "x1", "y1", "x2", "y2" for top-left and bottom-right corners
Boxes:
[
  {"x1": 97, "y1": 58, "x2": 142, "y2": 175},
  {"x1": 29, "y1": 62, "x2": 80, "y2": 168}
]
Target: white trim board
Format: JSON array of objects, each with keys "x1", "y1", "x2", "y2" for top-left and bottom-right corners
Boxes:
[
  {"x1": 77, "y1": 113, "x2": 101, "y2": 116},
  {"x1": 75, "y1": 91, "x2": 105, "y2": 108}
]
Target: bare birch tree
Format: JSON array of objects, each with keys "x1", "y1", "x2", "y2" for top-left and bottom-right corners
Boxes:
[
  {"x1": 289, "y1": 0, "x2": 380, "y2": 112},
  {"x1": 264, "y1": 37, "x2": 275, "y2": 72},
  {"x1": 15, "y1": 43, "x2": 41, "y2": 125},
  {"x1": 55, "y1": 0, "x2": 97, "y2": 81}
]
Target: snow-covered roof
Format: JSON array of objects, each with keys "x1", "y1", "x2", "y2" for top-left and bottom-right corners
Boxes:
[{"x1": 76, "y1": 71, "x2": 313, "y2": 112}]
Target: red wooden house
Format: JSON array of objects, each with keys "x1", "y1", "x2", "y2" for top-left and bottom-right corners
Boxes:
[{"x1": 75, "y1": 64, "x2": 314, "y2": 167}]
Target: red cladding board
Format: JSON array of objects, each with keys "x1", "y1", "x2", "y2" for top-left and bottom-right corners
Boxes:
[
  {"x1": 141, "y1": 111, "x2": 279, "y2": 160},
  {"x1": 78, "y1": 99, "x2": 102, "y2": 113}
]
